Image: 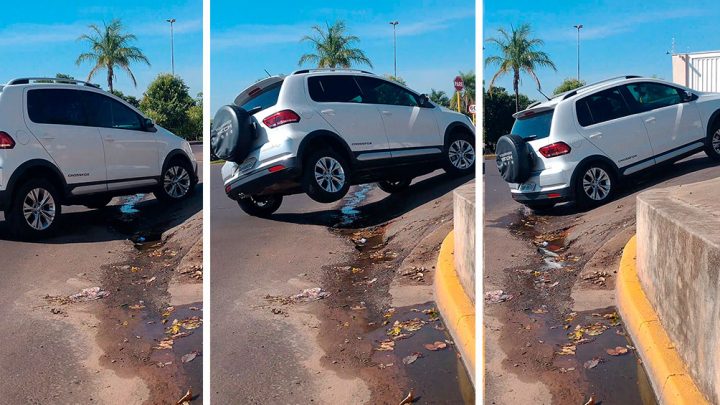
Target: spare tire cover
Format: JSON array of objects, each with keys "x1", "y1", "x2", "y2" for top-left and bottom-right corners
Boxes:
[
  {"x1": 495, "y1": 134, "x2": 532, "y2": 183},
  {"x1": 211, "y1": 105, "x2": 254, "y2": 163}
]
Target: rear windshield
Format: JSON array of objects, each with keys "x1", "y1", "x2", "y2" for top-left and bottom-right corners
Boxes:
[
  {"x1": 240, "y1": 82, "x2": 282, "y2": 113},
  {"x1": 511, "y1": 110, "x2": 554, "y2": 140}
]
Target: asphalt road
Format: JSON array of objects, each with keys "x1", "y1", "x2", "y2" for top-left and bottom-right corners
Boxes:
[
  {"x1": 0, "y1": 144, "x2": 202, "y2": 404},
  {"x1": 484, "y1": 152, "x2": 720, "y2": 403}
]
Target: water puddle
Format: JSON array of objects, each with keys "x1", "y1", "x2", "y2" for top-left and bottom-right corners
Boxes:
[
  {"x1": 337, "y1": 184, "x2": 374, "y2": 226},
  {"x1": 120, "y1": 193, "x2": 145, "y2": 215}
]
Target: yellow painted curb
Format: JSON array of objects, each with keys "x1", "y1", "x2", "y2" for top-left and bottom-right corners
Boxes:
[
  {"x1": 616, "y1": 236, "x2": 708, "y2": 405},
  {"x1": 434, "y1": 232, "x2": 475, "y2": 385}
]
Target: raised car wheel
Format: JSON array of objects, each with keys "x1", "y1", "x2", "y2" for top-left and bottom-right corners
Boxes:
[
  {"x1": 237, "y1": 195, "x2": 283, "y2": 218},
  {"x1": 154, "y1": 159, "x2": 197, "y2": 202},
  {"x1": 211, "y1": 105, "x2": 254, "y2": 163},
  {"x1": 302, "y1": 148, "x2": 351, "y2": 203},
  {"x1": 443, "y1": 132, "x2": 476, "y2": 176},
  {"x1": 495, "y1": 134, "x2": 532, "y2": 183},
  {"x1": 705, "y1": 122, "x2": 720, "y2": 161},
  {"x1": 377, "y1": 179, "x2": 412, "y2": 193},
  {"x1": 574, "y1": 162, "x2": 615, "y2": 208},
  {"x1": 6, "y1": 178, "x2": 62, "y2": 240}
]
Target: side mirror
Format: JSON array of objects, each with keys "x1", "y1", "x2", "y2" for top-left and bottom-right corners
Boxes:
[
  {"x1": 418, "y1": 94, "x2": 433, "y2": 108},
  {"x1": 144, "y1": 118, "x2": 156, "y2": 131},
  {"x1": 682, "y1": 90, "x2": 696, "y2": 102}
]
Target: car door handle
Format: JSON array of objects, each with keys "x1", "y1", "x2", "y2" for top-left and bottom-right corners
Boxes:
[
  {"x1": 644, "y1": 117, "x2": 656, "y2": 123},
  {"x1": 589, "y1": 132, "x2": 602, "y2": 139},
  {"x1": 320, "y1": 109, "x2": 335, "y2": 116}
]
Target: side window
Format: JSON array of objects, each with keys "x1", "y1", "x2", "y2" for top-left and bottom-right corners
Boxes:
[
  {"x1": 83, "y1": 92, "x2": 113, "y2": 128},
  {"x1": 27, "y1": 89, "x2": 88, "y2": 126},
  {"x1": 576, "y1": 88, "x2": 631, "y2": 126},
  {"x1": 110, "y1": 99, "x2": 143, "y2": 130},
  {"x1": 357, "y1": 77, "x2": 419, "y2": 107},
  {"x1": 624, "y1": 82, "x2": 682, "y2": 111},
  {"x1": 307, "y1": 75, "x2": 364, "y2": 103}
]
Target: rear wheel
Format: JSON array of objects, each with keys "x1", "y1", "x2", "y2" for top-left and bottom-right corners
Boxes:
[
  {"x1": 237, "y1": 195, "x2": 283, "y2": 218},
  {"x1": 377, "y1": 179, "x2": 411, "y2": 193},
  {"x1": 154, "y1": 159, "x2": 196, "y2": 203},
  {"x1": 443, "y1": 132, "x2": 476, "y2": 176},
  {"x1": 705, "y1": 124, "x2": 720, "y2": 161},
  {"x1": 574, "y1": 162, "x2": 616, "y2": 208},
  {"x1": 302, "y1": 148, "x2": 351, "y2": 203},
  {"x1": 6, "y1": 179, "x2": 62, "y2": 239}
]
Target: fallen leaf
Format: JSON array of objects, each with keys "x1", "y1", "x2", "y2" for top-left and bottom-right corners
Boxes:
[
  {"x1": 584, "y1": 357, "x2": 601, "y2": 369},
  {"x1": 398, "y1": 390, "x2": 414, "y2": 405},
  {"x1": 181, "y1": 351, "x2": 199, "y2": 363},
  {"x1": 402, "y1": 353, "x2": 421, "y2": 365},
  {"x1": 584, "y1": 395, "x2": 595, "y2": 405},
  {"x1": 606, "y1": 346, "x2": 629, "y2": 356},
  {"x1": 424, "y1": 341, "x2": 447, "y2": 351},
  {"x1": 176, "y1": 388, "x2": 192, "y2": 404},
  {"x1": 556, "y1": 343, "x2": 576, "y2": 355}
]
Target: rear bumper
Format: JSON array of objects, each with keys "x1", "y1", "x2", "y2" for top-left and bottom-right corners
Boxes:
[
  {"x1": 224, "y1": 157, "x2": 299, "y2": 199},
  {"x1": 511, "y1": 186, "x2": 572, "y2": 203}
]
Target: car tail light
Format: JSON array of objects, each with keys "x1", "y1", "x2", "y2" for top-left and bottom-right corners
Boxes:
[
  {"x1": 263, "y1": 110, "x2": 300, "y2": 129},
  {"x1": 539, "y1": 142, "x2": 571, "y2": 158},
  {"x1": 0, "y1": 131, "x2": 15, "y2": 149}
]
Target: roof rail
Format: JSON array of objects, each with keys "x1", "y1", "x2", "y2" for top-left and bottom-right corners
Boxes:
[
  {"x1": 561, "y1": 75, "x2": 642, "y2": 100},
  {"x1": 7, "y1": 77, "x2": 101, "y2": 88},
  {"x1": 291, "y1": 68, "x2": 375, "y2": 75}
]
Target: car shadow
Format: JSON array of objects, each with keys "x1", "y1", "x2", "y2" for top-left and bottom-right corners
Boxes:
[
  {"x1": 0, "y1": 183, "x2": 203, "y2": 244},
  {"x1": 269, "y1": 172, "x2": 474, "y2": 229},
  {"x1": 538, "y1": 154, "x2": 718, "y2": 217}
]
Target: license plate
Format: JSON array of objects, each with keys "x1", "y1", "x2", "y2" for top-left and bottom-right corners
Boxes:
[{"x1": 519, "y1": 183, "x2": 537, "y2": 192}]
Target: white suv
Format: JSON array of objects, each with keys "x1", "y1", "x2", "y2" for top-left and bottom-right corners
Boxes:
[
  {"x1": 496, "y1": 76, "x2": 720, "y2": 210},
  {"x1": 212, "y1": 69, "x2": 476, "y2": 217},
  {"x1": 0, "y1": 78, "x2": 198, "y2": 238}
]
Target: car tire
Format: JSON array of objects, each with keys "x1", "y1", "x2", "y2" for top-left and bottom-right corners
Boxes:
[
  {"x1": 377, "y1": 179, "x2": 411, "y2": 193},
  {"x1": 705, "y1": 123, "x2": 720, "y2": 161},
  {"x1": 302, "y1": 148, "x2": 351, "y2": 203},
  {"x1": 443, "y1": 131, "x2": 476, "y2": 176},
  {"x1": 523, "y1": 201, "x2": 556, "y2": 211},
  {"x1": 154, "y1": 159, "x2": 197, "y2": 203},
  {"x1": 5, "y1": 179, "x2": 62, "y2": 240},
  {"x1": 211, "y1": 105, "x2": 254, "y2": 163},
  {"x1": 238, "y1": 195, "x2": 283, "y2": 218},
  {"x1": 574, "y1": 162, "x2": 616, "y2": 208},
  {"x1": 84, "y1": 196, "x2": 113, "y2": 210},
  {"x1": 495, "y1": 134, "x2": 532, "y2": 183}
]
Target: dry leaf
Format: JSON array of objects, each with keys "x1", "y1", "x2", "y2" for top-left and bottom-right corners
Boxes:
[
  {"x1": 398, "y1": 390, "x2": 414, "y2": 405},
  {"x1": 606, "y1": 346, "x2": 629, "y2": 356},
  {"x1": 424, "y1": 341, "x2": 447, "y2": 351},
  {"x1": 584, "y1": 357, "x2": 601, "y2": 369},
  {"x1": 176, "y1": 388, "x2": 192, "y2": 404}
]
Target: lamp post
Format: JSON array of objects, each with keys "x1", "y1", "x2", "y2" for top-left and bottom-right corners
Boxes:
[
  {"x1": 573, "y1": 24, "x2": 583, "y2": 81},
  {"x1": 166, "y1": 18, "x2": 176, "y2": 75},
  {"x1": 389, "y1": 21, "x2": 399, "y2": 77}
]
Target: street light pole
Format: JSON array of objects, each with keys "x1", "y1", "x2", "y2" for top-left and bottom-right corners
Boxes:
[
  {"x1": 389, "y1": 21, "x2": 399, "y2": 77},
  {"x1": 166, "y1": 18, "x2": 176, "y2": 75},
  {"x1": 574, "y1": 24, "x2": 583, "y2": 81}
]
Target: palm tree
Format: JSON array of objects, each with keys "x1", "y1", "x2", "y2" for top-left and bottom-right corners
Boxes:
[
  {"x1": 298, "y1": 21, "x2": 372, "y2": 69},
  {"x1": 429, "y1": 89, "x2": 450, "y2": 107},
  {"x1": 450, "y1": 71, "x2": 476, "y2": 113},
  {"x1": 76, "y1": 19, "x2": 150, "y2": 92},
  {"x1": 485, "y1": 23, "x2": 556, "y2": 112}
]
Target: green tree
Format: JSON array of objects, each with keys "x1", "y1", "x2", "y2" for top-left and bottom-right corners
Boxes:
[
  {"x1": 385, "y1": 74, "x2": 406, "y2": 85},
  {"x1": 183, "y1": 93, "x2": 203, "y2": 141},
  {"x1": 553, "y1": 78, "x2": 585, "y2": 95},
  {"x1": 485, "y1": 23, "x2": 556, "y2": 111},
  {"x1": 449, "y1": 71, "x2": 476, "y2": 116},
  {"x1": 483, "y1": 86, "x2": 534, "y2": 151},
  {"x1": 111, "y1": 90, "x2": 140, "y2": 108},
  {"x1": 37, "y1": 73, "x2": 75, "y2": 84},
  {"x1": 298, "y1": 21, "x2": 372, "y2": 68},
  {"x1": 429, "y1": 89, "x2": 450, "y2": 107},
  {"x1": 76, "y1": 19, "x2": 150, "y2": 92},
  {"x1": 139, "y1": 74, "x2": 195, "y2": 139}
]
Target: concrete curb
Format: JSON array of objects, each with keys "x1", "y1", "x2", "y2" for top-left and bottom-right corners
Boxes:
[
  {"x1": 616, "y1": 236, "x2": 708, "y2": 405},
  {"x1": 434, "y1": 232, "x2": 475, "y2": 385}
]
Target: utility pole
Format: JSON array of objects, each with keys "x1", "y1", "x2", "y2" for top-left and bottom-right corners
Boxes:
[
  {"x1": 389, "y1": 21, "x2": 399, "y2": 77},
  {"x1": 574, "y1": 24, "x2": 583, "y2": 81},
  {"x1": 166, "y1": 18, "x2": 176, "y2": 75}
]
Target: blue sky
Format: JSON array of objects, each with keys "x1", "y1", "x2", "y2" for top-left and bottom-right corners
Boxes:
[
  {"x1": 210, "y1": 0, "x2": 475, "y2": 111},
  {"x1": 0, "y1": 0, "x2": 202, "y2": 99},
  {"x1": 483, "y1": 0, "x2": 720, "y2": 101}
]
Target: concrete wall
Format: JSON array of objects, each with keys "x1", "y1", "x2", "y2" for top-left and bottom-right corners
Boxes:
[
  {"x1": 636, "y1": 178, "x2": 720, "y2": 404},
  {"x1": 453, "y1": 182, "x2": 475, "y2": 303}
]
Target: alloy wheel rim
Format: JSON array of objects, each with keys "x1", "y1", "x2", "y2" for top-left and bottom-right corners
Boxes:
[
  {"x1": 314, "y1": 157, "x2": 346, "y2": 193},
  {"x1": 713, "y1": 129, "x2": 720, "y2": 153},
  {"x1": 582, "y1": 167, "x2": 612, "y2": 201},
  {"x1": 449, "y1": 140, "x2": 475, "y2": 169},
  {"x1": 164, "y1": 166, "x2": 191, "y2": 198},
  {"x1": 23, "y1": 188, "x2": 56, "y2": 230}
]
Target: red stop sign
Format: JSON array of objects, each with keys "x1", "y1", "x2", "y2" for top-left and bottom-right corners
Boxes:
[{"x1": 454, "y1": 76, "x2": 464, "y2": 91}]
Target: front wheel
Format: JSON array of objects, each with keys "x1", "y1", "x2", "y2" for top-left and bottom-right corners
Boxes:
[
  {"x1": 302, "y1": 148, "x2": 351, "y2": 203},
  {"x1": 154, "y1": 160, "x2": 196, "y2": 203},
  {"x1": 5, "y1": 179, "x2": 62, "y2": 239},
  {"x1": 237, "y1": 195, "x2": 283, "y2": 218},
  {"x1": 443, "y1": 132, "x2": 476, "y2": 176},
  {"x1": 377, "y1": 179, "x2": 411, "y2": 193},
  {"x1": 705, "y1": 125, "x2": 720, "y2": 161},
  {"x1": 574, "y1": 163, "x2": 616, "y2": 208}
]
